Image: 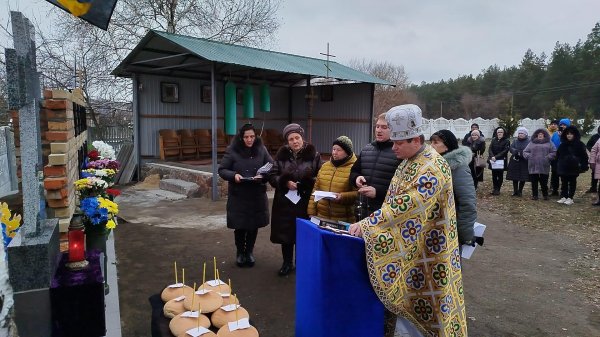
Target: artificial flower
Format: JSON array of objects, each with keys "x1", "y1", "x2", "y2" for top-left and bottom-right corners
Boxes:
[
  {"x1": 88, "y1": 150, "x2": 100, "y2": 161},
  {"x1": 106, "y1": 188, "x2": 121, "y2": 197},
  {"x1": 92, "y1": 141, "x2": 116, "y2": 160}
]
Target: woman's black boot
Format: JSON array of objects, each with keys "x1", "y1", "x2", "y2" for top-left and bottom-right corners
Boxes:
[
  {"x1": 244, "y1": 230, "x2": 258, "y2": 267},
  {"x1": 278, "y1": 262, "x2": 294, "y2": 276},
  {"x1": 279, "y1": 244, "x2": 295, "y2": 276},
  {"x1": 234, "y1": 230, "x2": 246, "y2": 267},
  {"x1": 236, "y1": 251, "x2": 247, "y2": 267}
]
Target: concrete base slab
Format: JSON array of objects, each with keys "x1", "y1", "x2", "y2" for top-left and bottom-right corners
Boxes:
[
  {"x1": 159, "y1": 178, "x2": 199, "y2": 197},
  {"x1": 7, "y1": 218, "x2": 59, "y2": 292},
  {"x1": 13, "y1": 288, "x2": 52, "y2": 337}
]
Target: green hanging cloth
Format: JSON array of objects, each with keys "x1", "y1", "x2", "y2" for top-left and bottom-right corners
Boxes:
[
  {"x1": 224, "y1": 81, "x2": 237, "y2": 135},
  {"x1": 243, "y1": 84, "x2": 254, "y2": 119},
  {"x1": 260, "y1": 83, "x2": 270, "y2": 112}
]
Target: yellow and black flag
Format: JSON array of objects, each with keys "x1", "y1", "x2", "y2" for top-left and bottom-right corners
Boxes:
[{"x1": 45, "y1": 0, "x2": 118, "y2": 30}]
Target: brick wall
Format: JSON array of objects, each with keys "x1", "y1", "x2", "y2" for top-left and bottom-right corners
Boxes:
[{"x1": 41, "y1": 89, "x2": 88, "y2": 232}]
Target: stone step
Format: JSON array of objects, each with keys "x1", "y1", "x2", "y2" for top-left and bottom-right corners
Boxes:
[{"x1": 159, "y1": 178, "x2": 200, "y2": 198}]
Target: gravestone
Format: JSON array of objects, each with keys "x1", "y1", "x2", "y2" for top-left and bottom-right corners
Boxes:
[
  {"x1": 0, "y1": 127, "x2": 19, "y2": 197},
  {"x1": 5, "y1": 11, "x2": 59, "y2": 337}
]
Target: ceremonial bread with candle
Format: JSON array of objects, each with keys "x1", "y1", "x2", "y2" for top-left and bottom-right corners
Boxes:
[
  {"x1": 169, "y1": 312, "x2": 211, "y2": 336},
  {"x1": 163, "y1": 298, "x2": 187, "y2": 318},
  {"x1": 211, "y1": 306, "x2": 250, "y2": 329},
  {"x1": 216, "y1": 324, "x2": 259, "y2": 337},
  {"x1": 161, "y1": 285, "x2": 194, "y2": 302},
  {"x1": 184, "y1": 290, "x2": 223, "y2": 313}
]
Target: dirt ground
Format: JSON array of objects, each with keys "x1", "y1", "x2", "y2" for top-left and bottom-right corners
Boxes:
[{"x1": 114, "y1": 173, "x2": 600, "y2": 337}]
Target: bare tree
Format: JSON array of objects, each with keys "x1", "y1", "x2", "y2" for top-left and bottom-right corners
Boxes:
[
  {"x1": 348, "y1": 58, "x2": 416, "y2": 116},
  {"x1": 348, "y1": 58, "x2": 409, "y2": 90},
  {"x1": 35, "y1": 0, "x2": 282, "y2": 128}
]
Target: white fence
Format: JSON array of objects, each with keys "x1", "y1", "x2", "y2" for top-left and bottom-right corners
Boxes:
[
  {"x1": 422, "y1": 118, "x2": 600, "y2": 139},
  {"x1": 87, "y1": 126, "x2": 133, "y2": 154}
]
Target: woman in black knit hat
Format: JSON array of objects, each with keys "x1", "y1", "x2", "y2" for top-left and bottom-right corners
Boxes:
[
  {"x1": 307, "y1": 136, "x2": 358, "y2": 222},
  {"x1": 430, "y1": 130, "x2": 476, "y2": 246}
]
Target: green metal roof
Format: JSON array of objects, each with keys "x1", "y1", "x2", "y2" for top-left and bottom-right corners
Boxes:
[{"x1": 113, "y1": 30, "x2": 391, "y2": 85}]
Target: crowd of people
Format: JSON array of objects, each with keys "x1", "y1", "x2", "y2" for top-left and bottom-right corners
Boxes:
[
  {"x1": 461, "y1": 120, "x2": 600, "y2": 206},
  {"x1": 216, "y1": 105, "x2": 600, "y2": 336}
]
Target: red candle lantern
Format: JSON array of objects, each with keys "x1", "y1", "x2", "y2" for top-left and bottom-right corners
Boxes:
[{"x1": 66, "y1": 213, "x2": 89, "y2": 270}]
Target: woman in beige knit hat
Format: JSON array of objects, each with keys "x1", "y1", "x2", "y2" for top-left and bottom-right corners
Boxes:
[{"x1": 268, "y1": 123, "x2": 321, "y2": 276}]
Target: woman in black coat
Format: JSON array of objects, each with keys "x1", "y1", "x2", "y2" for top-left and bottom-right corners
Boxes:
[
  {"x1": 269, "y1": 123, "x2": 321, "y2": 276},
  {"x1": 467, "y1": 130, "x2": 486, "y2": 190},
  {"x1": 556, "y1": 126, "x2": 589, "y2": 205},
  {"x1": 218, "y1": 124, "x2": 273, "y2": 267},
  {"x1": 488, "y1": 127, "x2": 510, "y2": 195},
  {"x1": 506, "y1": 127, "x2": 531, "y2": 196}
]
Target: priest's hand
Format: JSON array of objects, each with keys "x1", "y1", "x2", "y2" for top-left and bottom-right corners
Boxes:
[
  {"x1": 349, "y1": 223, "x2": 362, "y2": 237},
  {"x1": 234, "y1": 174, "x2": 242, "y2": 183}
]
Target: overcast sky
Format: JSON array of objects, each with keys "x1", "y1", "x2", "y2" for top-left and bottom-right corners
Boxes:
[{"x1": 3, "y1": 0, "x2": 600, "y2": 84}]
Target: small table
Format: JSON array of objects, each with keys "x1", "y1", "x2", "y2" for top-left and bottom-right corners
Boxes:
[
  {"x1": 295, "y1": 218, "x2": 384, "y2": 337},
  {"x1": 51, "y1": 250, "x2": 106, "y2": 337}
]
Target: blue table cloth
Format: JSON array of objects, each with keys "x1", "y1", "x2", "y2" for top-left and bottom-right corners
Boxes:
[{"x1": 296, "y1": 218, "x2": 384, "y2": 337}]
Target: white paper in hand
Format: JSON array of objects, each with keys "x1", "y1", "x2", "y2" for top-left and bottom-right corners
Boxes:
[
  {"x1": 491, "y1": 160, "x2": 504, "y2": 170},
  {"x1": 461, "y1": 222, "x2": 486, "y2": 259},
  {"x1": 174, "y1": 295, "x2": 186, "y2": 302},
  {"x1": 195, "y1": 289, "x2": 211, "y2": 295},
  {"x1": 228, "y1": 318, "x2": 251, "y2": 331},
  {"x1": 285, "y1": 190, "x2": 301, "y2": 204},
  {"x1": 256, "y1": 162, "x2": 273, "y2": 175},
  {"x1": 312, "y1": 190, "x2": 337, "y2": 201}
]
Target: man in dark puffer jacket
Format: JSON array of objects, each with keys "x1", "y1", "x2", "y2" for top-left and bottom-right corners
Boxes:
[{"x1": 350, "y1": 113, "x2": 402, "y2": 220}]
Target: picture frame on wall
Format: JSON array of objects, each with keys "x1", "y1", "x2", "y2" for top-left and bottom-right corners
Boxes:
[
  {"x1": 321, "y1": 85, "x2": 333, "y2": 102},
  {"x1": 160, "y1": 82, "x2": 179, "y2": 103},
  {"x1": 201, "y1": 85, "x2": 211, "y2": 103}
]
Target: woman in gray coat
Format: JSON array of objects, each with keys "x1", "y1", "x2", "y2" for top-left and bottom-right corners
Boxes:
[
  {"x1": 218, "y1": 124, "x2": 273, "y2": 267},
  {"x1": 430, "y1": 130, "x2": 476, "y2": 246},
  {"x1": 523, "y1": 129, "x2": 556, "y2": 200}
]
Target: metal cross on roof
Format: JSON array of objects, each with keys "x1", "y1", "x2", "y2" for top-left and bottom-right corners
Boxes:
[{"x1": 320, "y1": 42, "x2": 336, "y2": 79}]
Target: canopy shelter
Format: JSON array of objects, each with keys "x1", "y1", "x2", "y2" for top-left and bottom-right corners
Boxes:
[{"x1": 113, "y1": 30, "x2": 390, "y2": 200}]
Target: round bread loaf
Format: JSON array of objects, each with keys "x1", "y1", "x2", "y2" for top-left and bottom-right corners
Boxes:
[
  {"x1": 161, "y1": 285, "x2": 194, "y2": 302},
  {"x1": 183, "y1": 290, "x2": 223, "y2": 313},
  {"x1": 217, "y1": 324, "x2": 259, "y2": 337},
  {"x1": 220, "y1": 294, "x2": 239, "y2": 306},
  {"x1": 169, "y1": 312, "x2": 211, "y2": 336},
  {"x1": 211, "y1": 307, "x2": 250, "y2": 329},
  {"x1": 163, "y1": 298, "x2": 186, "y2": 318},
  {"x1": 199, "y1": 282, "x2": 231, "y2": 295}
]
